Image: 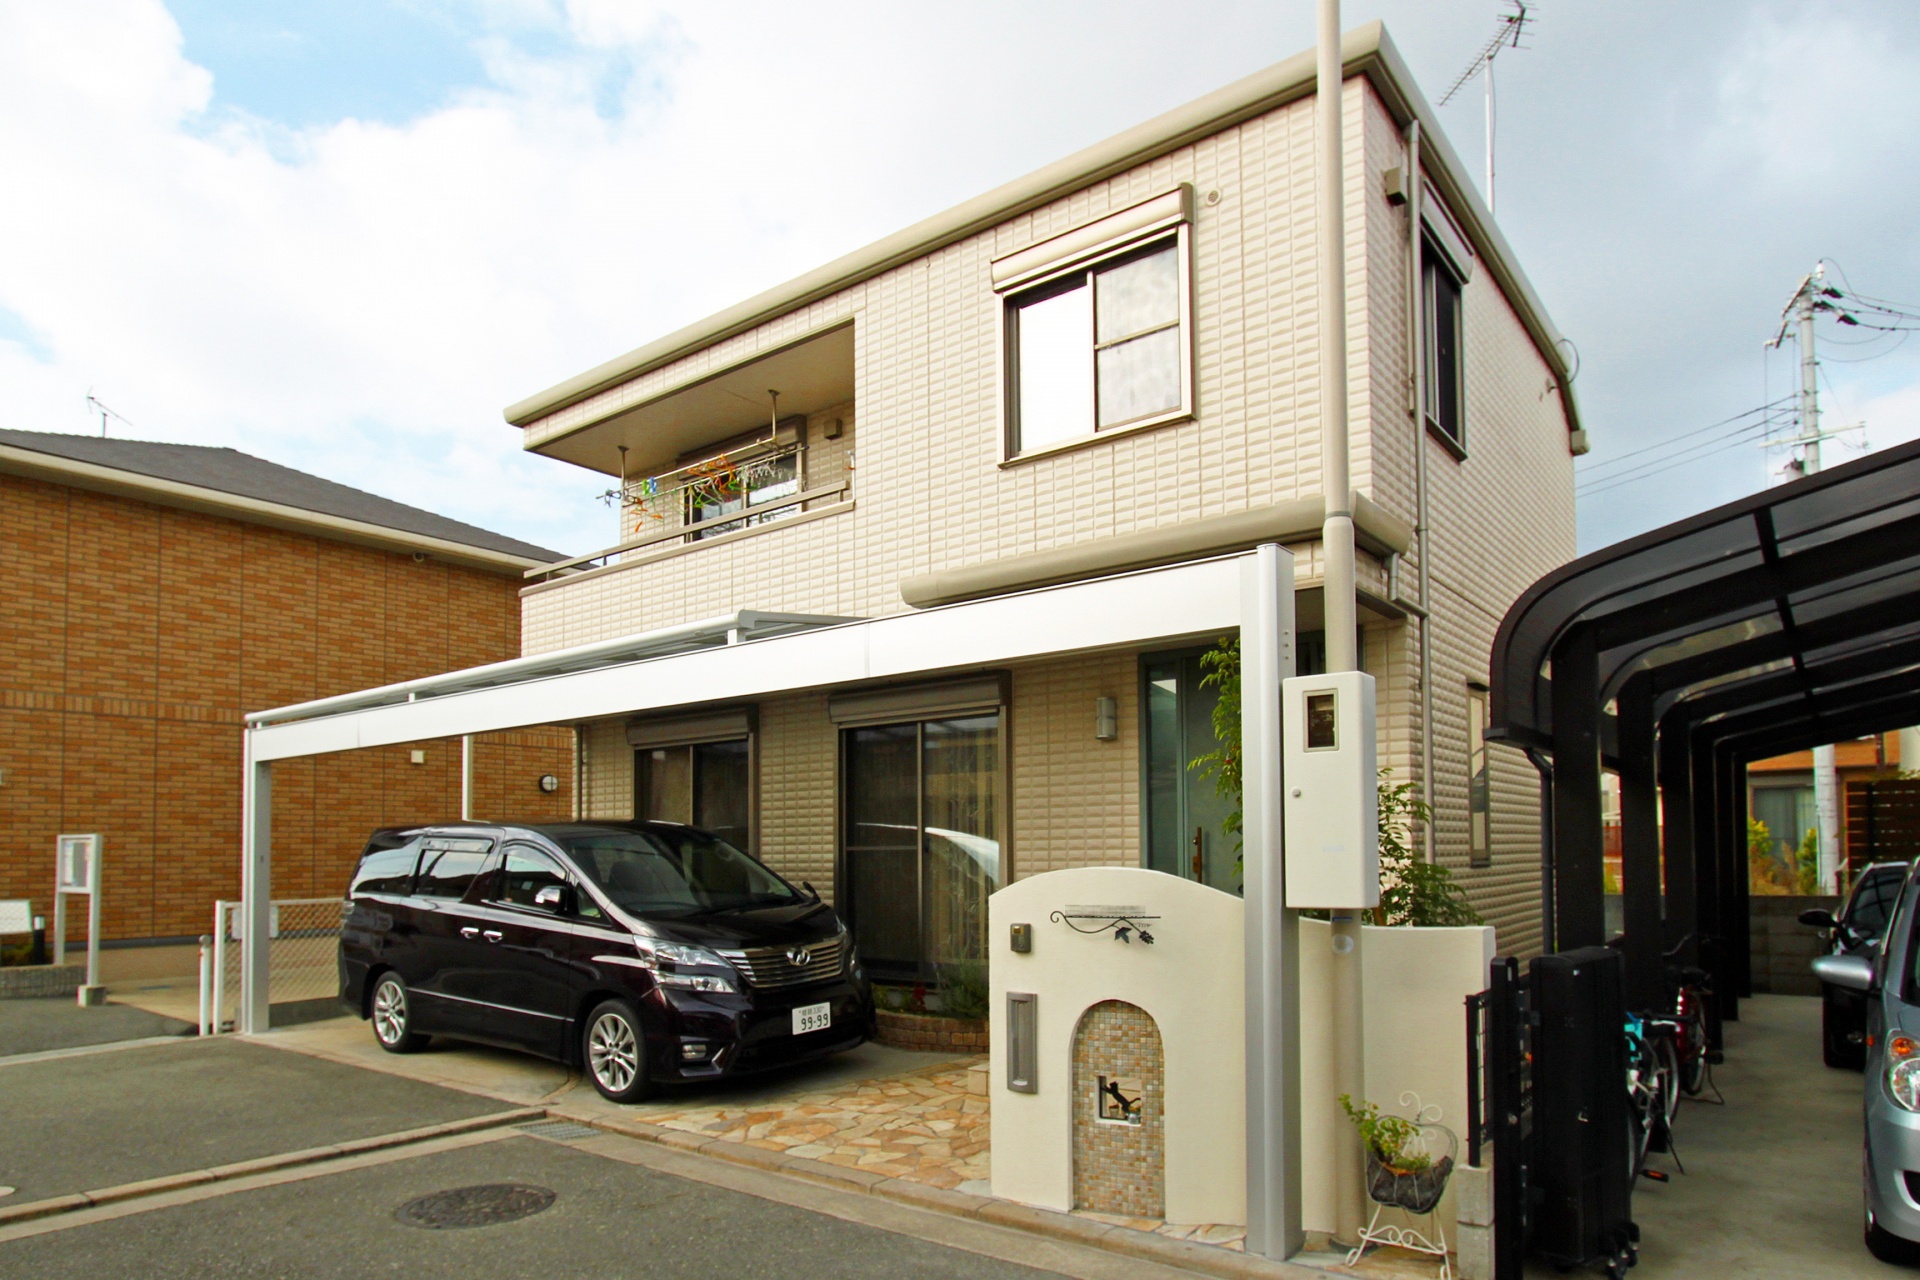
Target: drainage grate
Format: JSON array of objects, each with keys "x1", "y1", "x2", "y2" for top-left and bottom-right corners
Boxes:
[
  {"x1": 395, "y1": 1184, "x2": 557, "y2": 1230},
  {"x1": 514, "y1": 1120, "x2": 603, "y2": 1142}
]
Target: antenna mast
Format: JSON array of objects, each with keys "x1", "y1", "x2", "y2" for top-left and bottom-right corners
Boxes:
[{"x1": 1439, "y1": 3, "x2": 1536, "y2": 213}]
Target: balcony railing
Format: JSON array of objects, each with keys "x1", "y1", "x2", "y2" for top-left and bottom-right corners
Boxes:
[{"x1": 526, "y1": 437, "x2": 851, "y2": 584}]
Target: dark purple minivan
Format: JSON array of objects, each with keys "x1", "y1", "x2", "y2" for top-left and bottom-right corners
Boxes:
[{"x1": 338, "y1": 821, "x2": 873, "y2": 1101}]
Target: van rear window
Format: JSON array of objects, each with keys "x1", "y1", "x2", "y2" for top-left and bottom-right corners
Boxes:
[{"x1": 350, "y1": 840, "x2": 422, "y2": 896}]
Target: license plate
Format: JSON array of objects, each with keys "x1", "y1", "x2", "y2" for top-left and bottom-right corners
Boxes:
[{"x1": 792, "y1": 1002, "x2": 832, "y2": 1035}]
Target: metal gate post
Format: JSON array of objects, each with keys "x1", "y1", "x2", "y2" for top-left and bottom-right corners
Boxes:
[
  {"x1": 1242, "y1": 543, "x2": 1301, "y2": 1259},
  {"x1": 240, "y1": 732, "x2": 273, "y2": 1035}
]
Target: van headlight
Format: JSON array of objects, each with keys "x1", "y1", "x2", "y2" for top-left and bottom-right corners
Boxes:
[
  {"x1": 635, "y1": 938, "x2": 736, "y2": 994},
  {"x1": 1889, "y1": 1036, "x2": 1920, "y2": 1111}
]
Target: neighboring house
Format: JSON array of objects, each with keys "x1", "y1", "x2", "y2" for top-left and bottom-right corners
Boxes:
[
  {"x1": 496, "y1": 22, "x2": 1578, "y2": 967},
  {"x1": 0, "y1": 429, "x2": 573, "y2": 945},
  {"x1": 1748, "y1": 732, "x2": 1917, "y2": 879}
]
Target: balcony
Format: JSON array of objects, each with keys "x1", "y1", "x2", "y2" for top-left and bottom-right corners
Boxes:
[{"x1": 527, "y1": 417, "x2": 852, "y2": 585}]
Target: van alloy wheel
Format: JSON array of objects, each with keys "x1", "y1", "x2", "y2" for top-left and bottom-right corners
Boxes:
[
  {"x1": 584, "y1": 1001, "x2": 651, "y2": 1101},
  {"x1": 370, "y1": 974, "x2": 427, "y2": 1054}
]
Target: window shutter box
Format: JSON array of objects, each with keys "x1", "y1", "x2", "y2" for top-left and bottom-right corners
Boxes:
[
  {"x1": 991, "y1": 186, "x2": 1192, "y2": 292},
  {"x1": 827, "y1": 674, "x2": 1009, "y2": 727},
  {"x1": 625, "y1": 706, "x2": 755, "y2": 750}
]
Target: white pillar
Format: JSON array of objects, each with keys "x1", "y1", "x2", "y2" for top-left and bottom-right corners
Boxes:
[
  {"x1": 1243, "y1": 543, "x2": 1302, "y2": 1259},
  {"x1": 240, "y1": 730, "x2": 273, "y2": 1035},
  {"x1": 462, "y1": 734, "x2": 475, "y2": 821},
  {"x1": 1813, "y1": 743, "x2": 1840, "y2": 893}
]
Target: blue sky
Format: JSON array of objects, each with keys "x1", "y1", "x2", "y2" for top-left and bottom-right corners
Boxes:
[{"x1": 1, "y1": 1, "x2": 1916, "y2": 557}]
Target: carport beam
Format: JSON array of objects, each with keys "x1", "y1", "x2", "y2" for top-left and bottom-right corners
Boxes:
[{"x1": 240, "y1": 733, "x2": 272, "y2": 1035}]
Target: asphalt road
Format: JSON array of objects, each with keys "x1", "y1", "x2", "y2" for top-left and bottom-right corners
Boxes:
[
  {"x1": 0, "y1": 1038, "x2": 510, "y2": 1202},
  {"x1": 0, "y1": 996, "x2": 194, "y2": 1055},
  {"x1": 0, "y1": 1133, "x2": 1062, "y2": 1280}
]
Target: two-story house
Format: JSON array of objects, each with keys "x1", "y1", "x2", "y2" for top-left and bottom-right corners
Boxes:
[{"x1": 244, "y1": 23, "x2": 1579, "y2": 988}]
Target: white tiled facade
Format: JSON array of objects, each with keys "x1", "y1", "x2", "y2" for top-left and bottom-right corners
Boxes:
[{"x1": 520, "y1": 76, "x2": 1574, "y2": 956}]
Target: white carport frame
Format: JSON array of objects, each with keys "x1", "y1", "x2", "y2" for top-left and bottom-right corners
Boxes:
[{"x1": 240, "y1": 545, "x2": 1301, "y2": 1257}]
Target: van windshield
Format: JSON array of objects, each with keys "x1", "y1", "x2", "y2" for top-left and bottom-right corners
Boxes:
[{"x1": 559, "y1": 828, "x2": 803, "y2": 918}]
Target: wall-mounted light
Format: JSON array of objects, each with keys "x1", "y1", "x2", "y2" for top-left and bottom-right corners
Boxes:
[
  {"x1": 538, "y1": 774, "x2": 559, "y2": 793},
  {"x1": 1094, "y1": 696, "x2": 1118, "y2": 741},
  {"x1": 409, "y1": 749, "x2": 426, "y2": 765}
]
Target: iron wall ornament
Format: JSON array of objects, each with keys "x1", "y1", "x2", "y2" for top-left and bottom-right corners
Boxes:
[{"x1": 1049, "y1": 905, "x2": 1159, "y2": 944}]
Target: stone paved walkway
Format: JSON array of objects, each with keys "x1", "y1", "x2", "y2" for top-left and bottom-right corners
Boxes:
[{"x1": 631, "y1": 1057, "x2": 992, "y2": 1190}]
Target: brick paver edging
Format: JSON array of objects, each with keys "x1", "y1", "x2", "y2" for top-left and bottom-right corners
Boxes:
[
  {"x1": 552, "y1": 1106, "x2": 1320, "y2": 1280},
  {"x1": 0, "y1": 1106, "x2": 546, "y2": 1227}
]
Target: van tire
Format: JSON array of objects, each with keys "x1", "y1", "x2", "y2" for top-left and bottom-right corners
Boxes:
[
  {"x1": 584, "y1": 999, "x2": 653, "y2": 1103},
  {"x1": 369, "y1": 973, "x2": 430, "y2": 1054}
]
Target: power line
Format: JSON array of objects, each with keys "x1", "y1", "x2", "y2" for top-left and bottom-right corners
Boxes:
[
  {"x1": 1574, "y1": 410, "x2": 1791, "y2": 499},
  {"x1": 1574, "y1": 395, "x2": 1792, "y2": 476}
]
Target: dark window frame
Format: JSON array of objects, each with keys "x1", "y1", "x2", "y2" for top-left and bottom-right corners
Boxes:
[{"x1": 1422, "y1": 235, "x2": 1466, "y2": 456}]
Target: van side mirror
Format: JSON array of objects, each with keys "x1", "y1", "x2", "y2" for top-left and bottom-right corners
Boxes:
[
  {"x1": 1798, "y1": 908, "x2": 1839, "y2": 930},
  {"x1": 803, "y1": 881, "x2": 822, "y2": 901},
  {"x1": 1813, "y1": 953, "x2": 1875, "y2": 993},
  {"x1": 534, "y1": 885, "x2": 570, "y2": 913}
]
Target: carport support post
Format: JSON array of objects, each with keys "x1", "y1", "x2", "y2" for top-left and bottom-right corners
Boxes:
[
  {"x1": 1618, "y1": 678, "x2": 1662, "y2": 1009},
  {"x1": 1658, "y1": 708, "x2": 1696, "y2": 962},
  {"x1": 1242, "y1": 542, "x2": 1302, "y2": 1260},
  {"x1": 240, "y1": 730, "x2": 272, "y2": 1035},
  {"x1": 1550, "y1": 623, "x2": 1605, "y2": 949}
]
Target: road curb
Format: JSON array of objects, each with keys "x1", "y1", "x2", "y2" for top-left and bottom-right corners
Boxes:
[
  {"x1": 0, "y1": 1106, "x2": 547, "y2": 1227},
  {"x1": 549, "y1": 1106, "x2": 1321, "y2": 1280}
]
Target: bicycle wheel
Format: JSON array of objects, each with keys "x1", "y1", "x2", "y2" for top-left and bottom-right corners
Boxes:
[
  {"x1": 1655, "y1": 1034, "x2": 1682, "y2": 1134},
  {"x1": 1680, "y1": 1002, "x2": 1708, "y2": 1095}
]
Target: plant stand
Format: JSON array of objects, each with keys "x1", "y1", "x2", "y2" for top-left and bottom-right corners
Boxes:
[
  {"x1": 1347, "y1": 1201, "x2": 1452, "y2": 1280},
  {"x1": 1343, "y1": 1094, "x2": 1457, "y2": 1280}
]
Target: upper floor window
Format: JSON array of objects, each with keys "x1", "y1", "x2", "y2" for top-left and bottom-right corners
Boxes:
[
  {"x1": 687, "y1": 450, "x2": 799, "y2": 540},
  {"x1": 1467, "y1": 685, "x2": 1491, "y2": 867},
  {"x1": 1422, "y1": 238, "x2": 1466, "y2": 452},
  {"x1": 1003, "y1": 227, "x2": 1192, "y2": 458}
]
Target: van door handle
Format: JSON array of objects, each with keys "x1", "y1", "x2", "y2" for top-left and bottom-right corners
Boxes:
[
  {"x1": 483, "y1": 930, "x2": 503, "y2": 943},
  {"x1": 460, "y1": 927, "x2": 480, "y2": 939}
]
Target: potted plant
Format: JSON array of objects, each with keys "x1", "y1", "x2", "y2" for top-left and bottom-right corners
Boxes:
[{"x1": 1340, "y1": 1093, "x2": 1457, "y2": 1216}]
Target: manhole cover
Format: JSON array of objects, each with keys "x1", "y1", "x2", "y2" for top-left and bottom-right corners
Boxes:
[{"x1": 395, "y1": 1184, "x2": 556, "y2": 1229}]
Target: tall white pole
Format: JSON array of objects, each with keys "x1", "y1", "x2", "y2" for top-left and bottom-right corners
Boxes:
[
  {"x1": 1243, "y1": 544, "x2": 1301, "y2": 1259},
  {"x1": 1797, "y1": 272, "x2": 1842, "y2": 891},
  {"x1": 1317, "y1": 0, "x2": 1367, "y2": 1248},
  {"x1": 1484, "y1": 56, "x2": 1496, "y2": 213},
  {"x1": 461, "y1": 734, "x2": 475, "y2": 821}
]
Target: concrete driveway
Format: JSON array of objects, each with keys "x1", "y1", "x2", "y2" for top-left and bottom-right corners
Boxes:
[
  {"x1": 0, "y1": 996, "x2": 194, "y2": 1056},
  {"x1": 1605, "y1": 994, "x2": 1900, "y2": 1279}
]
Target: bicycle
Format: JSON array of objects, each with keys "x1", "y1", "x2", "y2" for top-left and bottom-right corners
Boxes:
[
  {"x1": 1623, "y1": 1010, "x2": 1677, "y2": 1177},
  {"x1": 1661, "y1": 935, "x2": 1715, "y2": 1098}
]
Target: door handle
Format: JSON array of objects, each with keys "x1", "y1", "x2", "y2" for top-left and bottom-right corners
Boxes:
[
  {"x1": 483, "y1": 930, "x2": 503, "y2": 943},
  {"x1": 460, "y1": 927, "x2": 480, "y2": 939}
]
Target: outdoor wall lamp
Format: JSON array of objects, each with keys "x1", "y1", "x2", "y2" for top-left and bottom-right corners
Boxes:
[
  {"x1": 538, "y1": 774, "x2": 559, "y2": 793},
  {"x1": 1094, "y1": 696, "x2": 1117, "y2": 741}
]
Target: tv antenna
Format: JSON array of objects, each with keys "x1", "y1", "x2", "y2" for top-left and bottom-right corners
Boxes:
[
  {"x1": 1439, "y1": 2, "x2": 1537, "y2": 214},
  {"x1": 84, "y1": 393, "x2": 137, "y2": 439}
]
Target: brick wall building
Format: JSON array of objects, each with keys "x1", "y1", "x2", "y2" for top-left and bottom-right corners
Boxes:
[{"x1": 0, "y1": 430, "x2": 574, "y2": 943}]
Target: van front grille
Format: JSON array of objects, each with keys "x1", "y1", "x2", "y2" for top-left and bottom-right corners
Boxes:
[{"x1": 716, "y1": 938, "x2": 844, "y2": 990}]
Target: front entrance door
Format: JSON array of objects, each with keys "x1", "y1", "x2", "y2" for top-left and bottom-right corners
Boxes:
[
  {"x1": 1142, "y1": 650, "x2": 1240, "y2": 892},
  {"x1": 842, "y1": 714, "x2": 1002, "y2": 981}
]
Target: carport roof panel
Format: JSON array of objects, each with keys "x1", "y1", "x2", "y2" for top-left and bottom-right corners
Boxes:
[{"x1": 1490, "y1": 436, "x2": 1920, "y2": 750}]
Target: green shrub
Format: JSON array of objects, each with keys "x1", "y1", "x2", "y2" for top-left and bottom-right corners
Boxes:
[{"x1": 935, "y1": 960, "x2": 989, "y2": 1021}]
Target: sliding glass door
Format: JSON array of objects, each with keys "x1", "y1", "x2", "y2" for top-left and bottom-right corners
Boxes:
[
  {"x1": 636, "y1": 738, "x2": 751, "y2": 851},
  {"x1": 843, "y1": 714, "x2": 1002, "y2": 980}
]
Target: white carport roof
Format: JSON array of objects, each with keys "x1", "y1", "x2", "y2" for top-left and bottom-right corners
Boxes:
[{"x1": 245, "y1": 555, "x2": 1246, "y2": 761}]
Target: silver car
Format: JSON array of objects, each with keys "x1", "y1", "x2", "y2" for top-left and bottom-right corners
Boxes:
[{"x1": 1817, "y1": 861, "x2": 1920, "y2": 1264}]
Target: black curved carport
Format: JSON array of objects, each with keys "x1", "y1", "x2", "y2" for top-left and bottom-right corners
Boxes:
[{"x1": 1488, "y1": 437, "x2": 1920, "y2": 1017}]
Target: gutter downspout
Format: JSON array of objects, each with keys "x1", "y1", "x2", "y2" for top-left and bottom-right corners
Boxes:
[
  {"x1": 1526, "y1": 747, "x2": 1556, "y2": 954},
  {"x1": 1406, "y1": 119, "x2": 1436, "y2": 865}
]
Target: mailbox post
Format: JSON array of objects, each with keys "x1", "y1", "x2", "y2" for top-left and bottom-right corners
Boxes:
[{"x1": 54, "y1": 833, "x2": 104, "y2": 1006}]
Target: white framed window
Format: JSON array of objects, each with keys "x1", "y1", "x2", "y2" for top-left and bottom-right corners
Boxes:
[{"x1": 995, "y1": 190, "x2": 1194, "y2": 460}]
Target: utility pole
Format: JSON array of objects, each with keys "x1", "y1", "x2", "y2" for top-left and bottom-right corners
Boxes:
[
  {"x1": 1772, "y1": 266, "x2": 1840, "y2": 892},
  {"x1": 1316, "y1": 0, "x2": 1366, "y2": 1249}
]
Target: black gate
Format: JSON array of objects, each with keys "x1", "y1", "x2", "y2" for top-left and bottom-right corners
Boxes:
[{"x1": 1467, "y1": 956, "x2": 1531, "y2": 1280}]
